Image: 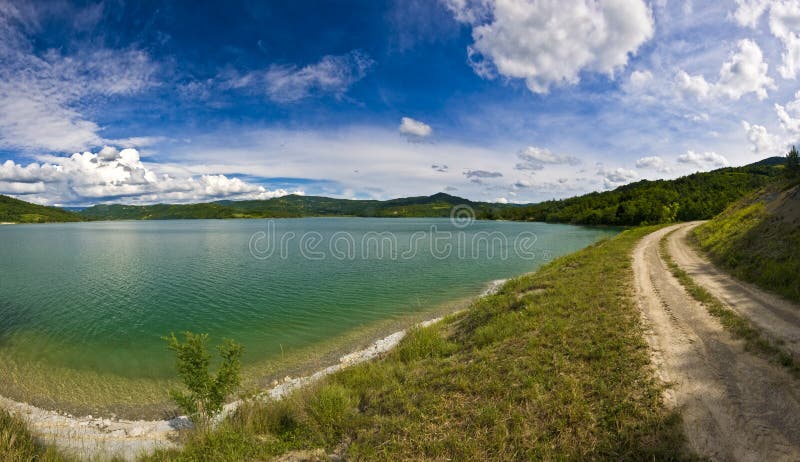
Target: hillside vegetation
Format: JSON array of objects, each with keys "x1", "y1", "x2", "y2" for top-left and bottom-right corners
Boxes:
[
  {"x1": 692, "y1": 179, "x2": 800, "y2": 303},
  {"x1": 78, "y1": 192, "x2": 505, "y2": 220},
  {"x1": 497, "y1": 158, "x2": 784, "y2": 226},
  {"x1": 0, "y1": 195, "x2": 83, "y2": 223},
  {"x1": 141, "y1": 227, "x2": 694, "y2": 461}
]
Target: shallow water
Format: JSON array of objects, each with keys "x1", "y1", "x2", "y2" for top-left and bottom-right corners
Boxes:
[{"x1": 0, "y1": 218, "x2": 617, "y2": 410}]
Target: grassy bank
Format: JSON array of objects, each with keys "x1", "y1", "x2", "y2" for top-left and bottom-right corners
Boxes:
[
  {"x1": 140, "y1": 227, "x2": 692, "y2": 461},
  {"x1": 692, "y1": 182, "x2": 800, "y2": 303}
]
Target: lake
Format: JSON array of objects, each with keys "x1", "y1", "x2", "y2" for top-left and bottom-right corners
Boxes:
[{"x1": 0, "y1": 218, "x2": 618, "y2": 416}]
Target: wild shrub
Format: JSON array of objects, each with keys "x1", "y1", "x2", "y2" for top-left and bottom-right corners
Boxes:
[{"x1": 164, "y1": 332, "x2": 243, "y2": 426}]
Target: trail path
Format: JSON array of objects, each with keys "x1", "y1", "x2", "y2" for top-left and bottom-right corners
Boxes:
[
  {"x1": 634, "y1": 223, "x2": 800, "y2": 461},
  {"x1": 669, "y1": 223, "x2": 800, "y2": 359}
]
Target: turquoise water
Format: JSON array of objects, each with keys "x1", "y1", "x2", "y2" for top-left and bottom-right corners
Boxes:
[{"x1": 0, "y1": 218, "x2": 617, "y2": 383}]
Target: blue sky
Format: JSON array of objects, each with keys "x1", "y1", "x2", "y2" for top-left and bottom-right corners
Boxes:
[{"x1": 0, "y1": 0, "x2": 799, "y2": 206}]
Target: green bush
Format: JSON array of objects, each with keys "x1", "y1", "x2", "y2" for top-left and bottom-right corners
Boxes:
[
  {"x1": 164, "y1": 332, "x2": 243, "y2": 426},
  {"x1": 787, "y1": 145, "x2": 800, "y2": 180}
]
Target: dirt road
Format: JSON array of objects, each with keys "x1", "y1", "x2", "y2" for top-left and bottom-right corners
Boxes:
[
  {"x1": 633, "y1": 224, "x2": 800, "y2": 461},
  {"x1": 668, "y1": 223, "x2": 800, "y2": 359}
]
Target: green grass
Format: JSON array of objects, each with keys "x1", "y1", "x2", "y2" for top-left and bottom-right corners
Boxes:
[
  {"x1": 659, "y1": 231, "x2": 799, "y2": 376},
  {"x1": 0, "y1": 409, "x2": 75, "y2": 462},
  {"x1": 142, "y1": 227, "x2": 695, "y2": 461},
  {"x1": 692, "y1": 183, "x2": 800, "y2": 303}
]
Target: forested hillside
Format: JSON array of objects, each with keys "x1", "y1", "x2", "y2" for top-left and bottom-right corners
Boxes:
[
  {"x1": 0, "y1": 195, "x2": 83, "y2": 223},
  {"x1": 79, "y1": 192, "x2": 501, "y2": 220},
  {"x1": 497, "y1": 158, "x2": 784, "y2": 226}
]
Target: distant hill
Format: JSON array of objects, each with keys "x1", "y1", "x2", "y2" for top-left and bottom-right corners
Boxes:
[
  {"x1": 496, "y1": 158, "x2": 785, "y2": 226},
  {"x1": 78, "y1": 192, "x2": 505, "y2": 221},
  {"x1": 3, "y1": 157, "x2": 788, "y2": 225},
  {"x1": 692, "y1": 177, "x2": 800, "y2": 303},
  {"x1": 0, "y1": 195, "x2": 83, "y2": 223}
]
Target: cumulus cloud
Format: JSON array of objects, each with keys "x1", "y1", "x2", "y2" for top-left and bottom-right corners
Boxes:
[
  {"x1": 597, "y1": 166, "x2": 639, "y2": 189},
  {"x1": 676, "y1": 39, "x2": 774, "y2": 101},
  {"x1": 733, "y1": 0, "x2": 800, "y2": 79},
  {"x1": 635, "y1": 155, "x2": 671, "y2": 172},
  {"x1": 264, "y1": 50, "x2": 374, "y2": 103},
  {"x1": 495, "y1": 197, "x2": 509, "y2": 204},
  {"x1": 446, "y1": 0, "x2": 654, "y2": 93},
  {"x1": 775, "y1": 97, "x2": 800, "y2": 136},
  {"x1": 515, "y1": 146, "x2": 580, "y2": 171},
  {"x1": 676, "y1": 70, "x2": 712, "y2": 100},
  {"x1": 743, "y1": 121, "x2": 785, "y2": 157},
  {"x1": 717, "y1": 39, "x2": 774, "y2": 100},
  {"x1": 0, "y1": 147, "x2": 297, "y2": 205},
  {"x1": 676, "y1": 150, "x2": 730, "y2": 168},
  {"x1": 399, "y1": 117, "x2": 433, "y2": 139}
]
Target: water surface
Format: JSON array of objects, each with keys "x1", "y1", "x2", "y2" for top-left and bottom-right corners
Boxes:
[{"x1": 0, "y1": 218, "x2": 617, "y2": 413}]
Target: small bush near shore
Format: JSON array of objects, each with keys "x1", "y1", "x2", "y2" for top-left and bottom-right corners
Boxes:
[{"x1": 163, "y1": 332, "x2": 243, "y2": 426}]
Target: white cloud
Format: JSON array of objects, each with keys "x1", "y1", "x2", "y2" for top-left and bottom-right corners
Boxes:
[
  {"x1": 515, "y1": 146, "x2": 580, "y2": 171},
  {"x1": 732, "y1": 0, "x2": 800, "y2": 79},
  {"x1": 495, "y1": 197, "x2": 509, "y2": 204},
  {"x1": 716, "y1": 39, "x2": 774, "y2": 100},
  {"x1": 0, "y1": 147, "x2": 297, "y2": 205},
  {"x1": 447, "y1": 0, "x2": 654, "y2": 93},
  {"x1": 676, "y1": 150, "x2": 730, "y2": 168},
  {"x1": 264, "y1": 50, "x2": 374, "y2": 103},
  {"x1": 635, "y1": 155, "x2": 671, "y2": 172},
  {"x1": 731, "y1": 0, "x2": 771, "y2": 28},
  {"x1": 628, "y1": 69, "x2": 654, "y2": 89},
  {"x1": 742, "y1": 121, "x2": 785, "y2": 156},
  {"x1": 676, "y1": 70, "x2": 712, "y2": 100},
  {"x1": 775, "y1": 93, "x2": 800, "y2": 136},
  {"x1": 676, "y1": 39, "x2": 774, "y2": 101},
  {"x1": 770, "y1": 1, "x2": 800, "y2": 79},
  {"x1": 399, "y1": 117, "x2": 433, "y2": 138},
  {"x1": 597, "y1": 166, "x2": 639, "y2": 188}
]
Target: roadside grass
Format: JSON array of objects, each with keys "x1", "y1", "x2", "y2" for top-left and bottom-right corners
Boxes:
[
  {"x1": 691, "y1": 183, "x2": 800, "y2": 303},
  {"x1": 659, "y1": 231, "x2": 800, "y2": 376},
  {"x1": 143, "y1": 227, "x2": 695, "y2": 461},
  {"x1": 0, "y1": 408, "x2": 74, "y2": 462}
]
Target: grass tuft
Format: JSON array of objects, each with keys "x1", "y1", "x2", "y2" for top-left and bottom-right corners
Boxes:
[{"x1": 0, "y1": 409, "x2": 75, "y2": 462}]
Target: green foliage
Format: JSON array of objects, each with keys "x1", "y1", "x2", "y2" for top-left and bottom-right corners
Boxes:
[
  {"x1": 0, "y1": 195, "x2": 83, "y2": 223},
  {"x1": 496, "y1": 159, "x2": 783, "y2": 225},
  {"x1": 787, "y1": 145, "x2": 800, "y2": 180},
  {"x1": 164, "y1": 332, "x2": 243, "y2": 425},
  {"x1": 147, "y1": 228, "x2": 696, "y2": 461}
]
